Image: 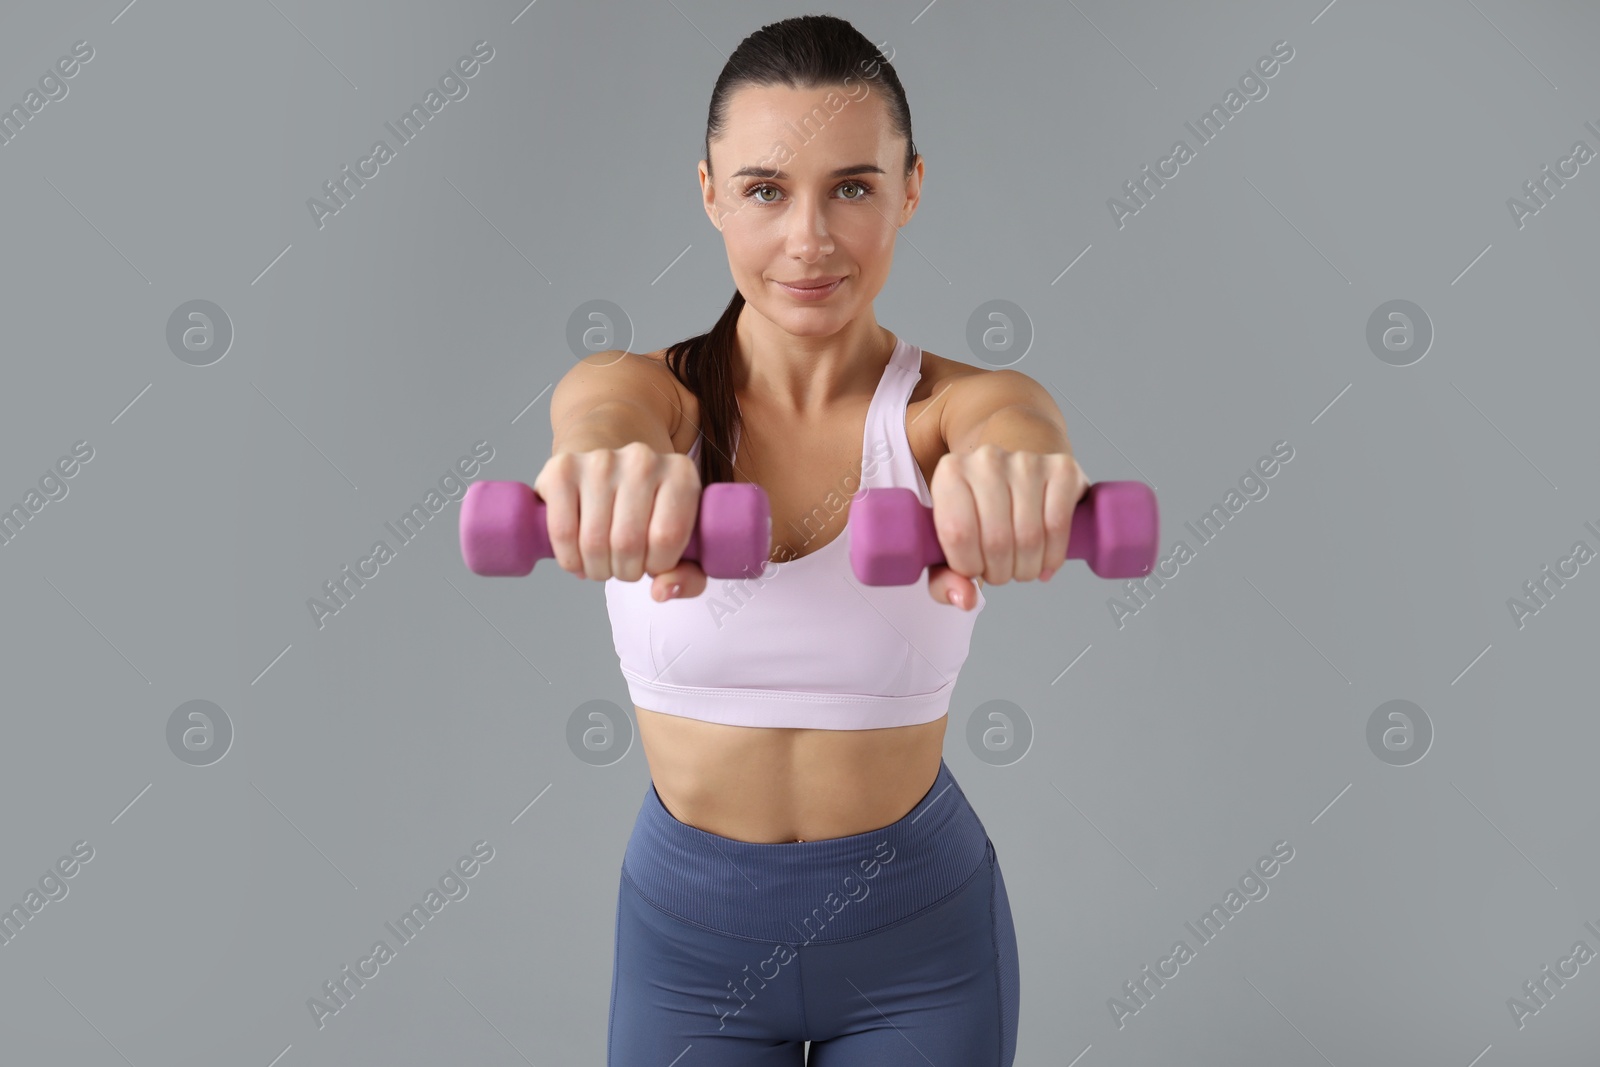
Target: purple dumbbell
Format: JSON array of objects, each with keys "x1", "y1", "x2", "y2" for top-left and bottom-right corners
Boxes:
[
  {"x1": 848, "y1": 480, "x2": 1159, "y2": 585},
  {"x1": 459, "y1": 480, "x2": 772, "y2": 579}
]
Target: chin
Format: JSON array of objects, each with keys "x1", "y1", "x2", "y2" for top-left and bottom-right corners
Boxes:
[{"x1": 771, "y1": 308, "x2": 852, "y2": 335}]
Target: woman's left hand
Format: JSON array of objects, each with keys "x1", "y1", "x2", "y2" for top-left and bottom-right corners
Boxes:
[{"x1": 925, "y1": 446, "x2": 1089, "y2": 610}]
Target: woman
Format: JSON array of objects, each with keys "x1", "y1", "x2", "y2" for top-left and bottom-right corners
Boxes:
[{"x1": 537, "y1": 15, "x2": 1086, "y2": 1065}]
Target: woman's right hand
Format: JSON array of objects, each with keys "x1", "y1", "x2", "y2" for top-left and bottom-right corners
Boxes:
[{"x1": 532, "y1": 442, "x2": 708, "y2": 601}]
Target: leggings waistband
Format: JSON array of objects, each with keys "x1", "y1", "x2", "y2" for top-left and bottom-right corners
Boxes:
[{"x1": 621, "y1": 757, "x2": 990, "y2": 944}]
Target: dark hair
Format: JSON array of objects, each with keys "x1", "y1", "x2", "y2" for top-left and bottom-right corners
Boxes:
[{"x1": 664, "y1": 14, "x2": 918, "y2": 487}]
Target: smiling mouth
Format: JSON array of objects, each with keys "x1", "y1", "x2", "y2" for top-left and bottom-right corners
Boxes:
[{"x1": 774, "y1": 277, "x2": 844, "y2": 297}]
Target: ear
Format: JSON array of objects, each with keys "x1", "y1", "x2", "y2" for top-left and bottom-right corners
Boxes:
[
  {"x1": 898, "y1": 154, "x2": 925, "y2": 227},
  {"x1": 699, "y1": 160, "x2": 722, "y2": 230}
]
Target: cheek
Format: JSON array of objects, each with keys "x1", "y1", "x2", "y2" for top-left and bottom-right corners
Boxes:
[
  {"x1": 846, "y1": 213, "x2": 898, "y2": 251},
  {"x1": 842, "y1": 226, "x2": 895, "y2": 271},
  {"x1": 718, "y1": 220, "x2": 767, "y2": 264},
  {"x1": 723, "y1": 207, "x2": 786, "y2": 246}
]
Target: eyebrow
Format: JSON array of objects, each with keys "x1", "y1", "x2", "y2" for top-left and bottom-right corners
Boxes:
[{"x1": 728, "y1": 163, "x2": 886, "y2": 181}]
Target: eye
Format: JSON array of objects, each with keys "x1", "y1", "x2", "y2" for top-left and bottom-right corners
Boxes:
[{"x1": 742, "y1": 180, "x2": 875, "y2": 204}]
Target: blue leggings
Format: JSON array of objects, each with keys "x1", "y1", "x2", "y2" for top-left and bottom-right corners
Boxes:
[{"x1": 609, "y1": 758, "x2": 1020, "y2": 1065}]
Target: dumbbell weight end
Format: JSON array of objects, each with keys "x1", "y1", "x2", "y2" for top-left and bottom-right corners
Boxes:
[{"x1": 848, "y1": 480, "x2": 1159, "y2": 585}]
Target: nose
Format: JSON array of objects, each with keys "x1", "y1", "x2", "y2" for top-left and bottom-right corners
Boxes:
[{"x1": 782, "y1": 193, "x2": 835, "y2": 261}]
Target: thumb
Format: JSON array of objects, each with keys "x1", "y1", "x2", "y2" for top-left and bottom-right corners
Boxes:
[
  {"x1": 927, "y1": 563, "x2": 979, "y2": 610},
  {"x1": 652, "y1": 561, "x2": 708, "y2": 601}
]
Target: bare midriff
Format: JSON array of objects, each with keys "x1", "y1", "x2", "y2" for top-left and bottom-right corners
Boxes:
[
  {"x1": 635, "y1": 707, "x2": 946, "y2": 843},
  {"x1": 628, "y1": 336, "x2": 976, "y2": 844}
]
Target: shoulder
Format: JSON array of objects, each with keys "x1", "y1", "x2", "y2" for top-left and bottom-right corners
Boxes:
[
  {"x1": 915, "y1": 348, "x2": 995, "y2": 396},
  {"x1": 627, "y1": 346, "x2": 700, "y2": 455},
  {"x1": 912, "y1": 348, "x2": 1042, "y2": 443},
  {"x1": 918, "y1": 347, "x2": 1045, "y2": 396},
  {"x1": 908, "y1": 347, "x2": 1004, "y2": 438}
]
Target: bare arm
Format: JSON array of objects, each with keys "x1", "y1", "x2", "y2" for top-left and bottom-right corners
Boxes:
[
  {"x1": 939, "y1": 368, "x2": 1073, "y2": 457},
  {"x1": 536, "y1": 350, "x2": 707, "y2": 597},
  {"x1": 550, "y1": 350, "x2": 684, "y2": 454}
]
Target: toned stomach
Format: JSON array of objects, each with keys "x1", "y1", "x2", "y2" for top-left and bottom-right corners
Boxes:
[{"x1": 635, "y1": 706, "x2": 947, "y2": 843}]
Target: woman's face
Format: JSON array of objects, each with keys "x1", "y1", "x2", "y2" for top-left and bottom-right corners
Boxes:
[{"x1": 700, "y1": 83, "x2": 922, "y2": 338}]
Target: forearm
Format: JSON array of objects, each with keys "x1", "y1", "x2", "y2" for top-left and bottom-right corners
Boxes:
[
  {"x1": 966, "y1": 404, "x2": 1072, "y2": 457},
  {"x1": 553, "y1": 400, "x2": 676, "y2": 456}
]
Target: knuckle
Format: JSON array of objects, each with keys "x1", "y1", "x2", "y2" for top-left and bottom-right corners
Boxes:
[
  {"x1": 544, "y1": 511, "x2": 575, "y2": 543},
  {"x1": 652, "y1": 520, "x2": 691, "y2": 555},
  {"x1": 612, "y1": 526, "x2": 646, "y2": 558},
  {"x1": 935, "y1": 517, "x2": 973, "y2": 551},
  {"x1": 618, "y1": 441, "x2": 656, "y2": 467},
  {"x1": 580, "y1": 455, "x2": 615, "y2": 485}
]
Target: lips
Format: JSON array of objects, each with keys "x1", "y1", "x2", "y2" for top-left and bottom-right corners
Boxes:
[{"x1": 775, "y1": 276, "x2": 844, "y2": 299}]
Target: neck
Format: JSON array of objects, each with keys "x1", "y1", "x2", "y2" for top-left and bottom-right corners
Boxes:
[{"x1": 732, "y1": 309, "x2": 895, "y2": 416}]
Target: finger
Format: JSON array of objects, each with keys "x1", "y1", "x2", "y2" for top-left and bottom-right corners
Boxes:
[
  {"x1": 926, "y1": 562, "x2": 980, "y2": 610},
  {"x1": 577, "y1": 458, "x2": 618, "y2": 581},
  {"x1": 534, "y1": 463, "x2": 584, "y2": 577},
  {"x1": 1010, "y1": 451, "x2": 1047, "y2": 581},
  {"x1": 1041, "y1": 458, "x2": 1086, "y2": 579},
  {"x1": 642, "y1": 469, "x2": 699, "y2": 580},
  {"x1": 609, "y1": 460, "x2": 657, "y2": 584},
  {"x1": 930, "y1": 466, "x2": 984, "y2": 584},
  {"x1": 969, "y1": 449, "x2": 1014, "y2": 583},
  {"x1": 651, "y1": 561, "x2": 707, "y2": 601}
]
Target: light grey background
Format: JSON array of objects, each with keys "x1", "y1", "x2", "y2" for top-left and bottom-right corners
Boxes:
[{"x1": 2, "y1": 0, "x2": 1597, "y2": 1064}]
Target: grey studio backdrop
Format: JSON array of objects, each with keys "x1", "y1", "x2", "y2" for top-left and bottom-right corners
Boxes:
[{"x1": 1, "y1": 0, "x2": 1597, "y2": 1064}]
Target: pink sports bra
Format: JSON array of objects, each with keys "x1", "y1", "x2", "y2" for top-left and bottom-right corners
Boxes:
[{"x1": 602, "y1": 335, "x2": 987, "y2": 730}]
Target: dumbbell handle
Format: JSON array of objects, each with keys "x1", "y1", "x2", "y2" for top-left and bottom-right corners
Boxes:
[
  {"x1": 460, "y1": 480, "x2": 771, "y2": 579},
  {"x1": 849, "y1": 480, "x2": 1159, "y2": 584}
]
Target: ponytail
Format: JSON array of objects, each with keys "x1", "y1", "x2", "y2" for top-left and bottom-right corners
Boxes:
[{"x1": 664, "y1": 287, "x2": 745, "y2": 487}]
